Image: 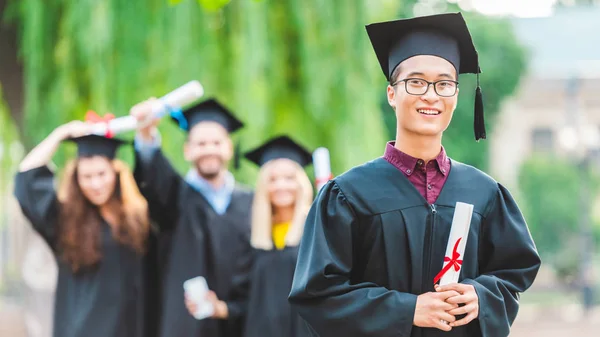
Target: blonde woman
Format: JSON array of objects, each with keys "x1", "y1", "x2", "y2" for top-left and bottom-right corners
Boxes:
[
  {"x1": 186, "y1": 135, "x2": 315, "y2": 337},
  {"x1": 14, "y1": 118, "x2": 156, "y2": 337}
]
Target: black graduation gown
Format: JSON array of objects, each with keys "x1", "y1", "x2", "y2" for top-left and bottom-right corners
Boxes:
[
  {"x1": 288, "y1": 158, "x2": 541, "y2": 337},
  {"x1": 134, "y1": 149, "x2": 253, "y2": 337},
  {"x1": 13, "y1": 166, "x2": 155, "y2": 337},
  {"x1": 243, "y1": 246, "x2": 311, "y2": 337}
]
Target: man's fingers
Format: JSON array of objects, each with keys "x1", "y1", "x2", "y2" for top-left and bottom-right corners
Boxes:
[
  {"x1": 439, "y1": 312, "x2": 456, "y2": 323},
  {"x1": 437, "y1": 290, "x2": 461, "y2": 300},
  {"x1": 440, "y1": 301, "x2": 459, "y2": 311},
  {"x1": 436, "y1": 283, "x2": 466, "y2": 292},
  {"x1": 205, "y1": 291, "x2": 216, "y2": 300},
  {"x1": 450, "y1": 312, "x2": 477, "y2": 327},
  {"x1": 446, "y1": 294, "x2": 472, "y2": 304},
  {"x1": 447, "y1": 303, "x2": 476, "y2": 316},
  {"x1": 434, "y1": 319, "x2": 452, "y2": 332},
  {"x1": 437, "y1": 283, "x2": 472, "y2": 294}
]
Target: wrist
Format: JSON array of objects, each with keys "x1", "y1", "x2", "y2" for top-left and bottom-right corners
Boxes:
[
  {"x1": 139, "y1": 127, "x2": 157, "y2": 142},
  {"x1": 51, "y1": 127, "x2": 69, "y2": 141},
  {"x1": 216, "y1": 301, "x2": 229, "y2": 319}
]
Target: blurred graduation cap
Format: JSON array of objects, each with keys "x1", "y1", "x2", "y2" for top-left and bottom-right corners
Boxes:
[
  {"x1": 171, "y1": 97, "x2": 244, "y2": 134},
  {"x1": 67, "y1": 135, "x2": 128, "y2": 159},
  {"x1": 245, "y1": 135, "x2": 313, "y2": 168},
  {"x1": 365, "y1": 12, "x2": 486, "y2": 141}
]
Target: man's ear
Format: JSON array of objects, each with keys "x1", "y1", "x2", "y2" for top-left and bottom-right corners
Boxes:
[
  {"x1": 183, "y1": 141, "x2": 192, "y2": 162},
  {"x1": 387, "y1": 84, "x2": 397, "y2": 109},
  {"x1": 224, "y1": 137, "x2": 234, "y2": 162}
]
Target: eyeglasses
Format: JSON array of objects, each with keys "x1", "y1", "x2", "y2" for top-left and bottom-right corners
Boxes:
[{"x1": 391, "y1": 78, "x2": 459, "y2": 97}]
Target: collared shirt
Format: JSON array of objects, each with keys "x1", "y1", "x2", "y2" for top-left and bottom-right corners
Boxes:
[
  {"x1": 382, "y1": 141, "x2": 451, "y2": 204},
  {"x1": 134, "y1": 133, "x2": 235, "y2": 214},
  {"x1": 184, "y1": 169, "x2": 235, "y2": 215}
]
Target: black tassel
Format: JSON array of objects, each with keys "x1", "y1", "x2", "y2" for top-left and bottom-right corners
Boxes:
[
  {"x1": 233, "y1": 141, "x2": 241, "y2": 170},
  {"x1": 474, "y1": 73, "x2": 486, "y2": 141}
]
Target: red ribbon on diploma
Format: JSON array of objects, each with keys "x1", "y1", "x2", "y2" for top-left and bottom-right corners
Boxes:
[
  {"x1": 433, "y1": 237, "x2": 463, "y2": 285},
  {"x1": 315, "y1": 174, "x2": 334, "y2": 188},
  {"x1": 85, "y1": 111, "x2": 115, "y2": 138}
]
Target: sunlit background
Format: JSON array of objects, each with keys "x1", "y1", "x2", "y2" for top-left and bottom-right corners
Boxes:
[{"x1": 1, "y1": 0, "x2": 599, "y2": 336}]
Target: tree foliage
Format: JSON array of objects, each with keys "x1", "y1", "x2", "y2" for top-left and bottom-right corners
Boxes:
[
  {"x1": 4, "y1": 0, "x2": 527, "y2": 185},
  {"x1": 518, "y1": 155, "x2": 600, "y2": 262}
]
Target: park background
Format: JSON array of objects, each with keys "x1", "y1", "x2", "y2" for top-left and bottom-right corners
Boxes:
[{"x1": 1, "y1": 0, "x2": 599, "y2": 335}]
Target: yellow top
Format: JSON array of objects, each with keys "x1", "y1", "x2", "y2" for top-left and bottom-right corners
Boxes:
[{"x1": 272, "y1": 222, "x2": 291, "y2": 250}]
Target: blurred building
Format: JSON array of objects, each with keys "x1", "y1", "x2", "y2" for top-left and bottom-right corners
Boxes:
[{"x1": 490, "y1": 6, "x2": 600, "y2": 187}]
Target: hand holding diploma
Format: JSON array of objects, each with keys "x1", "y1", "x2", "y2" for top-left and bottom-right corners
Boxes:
[
  {"x1": 433, "y1": 201, "x2": 479, "y2": 327},
  {"x1": 413, "y1": 290, "x2": 460, "y2": 331},
  {"x1": 90, "y1": 81, "x2": 204, "y2": 137},
  {"x1": 435, "y1": 283, "x2": 479, "y2": 327},
  {"x1": 129, "y1": 97, "x2": 162, "y2": 141},
  {"x1": 183, "y1": 276, "x2": 229, "y2": 320}
]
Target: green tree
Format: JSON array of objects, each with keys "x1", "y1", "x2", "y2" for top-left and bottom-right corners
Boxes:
[
  {"x1": 442, "y1": 11, "x2": 527, "y2": 171},
  {"x1": 6, "y1": 0, "x2": 390, "y2": 184},
  {"x1": 4, "y1": 0, "x2": 527, "y2": 185},
  {"x1": 518, "y1": 154, "x2": 600, "y2": 277}
]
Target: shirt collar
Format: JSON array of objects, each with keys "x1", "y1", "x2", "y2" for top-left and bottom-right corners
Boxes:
[
  {"x1": 185, "y1": 169, "x2": 236, "y2": 196},
  {"x1": 383, "y1": 141, "x2": 450, "y2": 176}
]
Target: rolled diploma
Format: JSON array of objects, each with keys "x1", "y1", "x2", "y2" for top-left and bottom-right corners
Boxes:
[
  {"x1": 313, "y1": 147, "x2": 331, "y2": 192},
  {"x1": 438, "y1": 202, "x2": 473, "y2": 286},
  {"x1": 183, "y1": 276, "x2": 214, "y2": 320},
  {"x1": 91, "y1": 80, "x2": 204, "y2": 135}
]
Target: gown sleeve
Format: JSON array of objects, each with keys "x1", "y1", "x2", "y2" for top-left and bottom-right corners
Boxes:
[
  {"x1": 13, "y1": 166, "x2": 60, "y2": 249},
  {"x1": 288, "y1": 181, "x2": 418, "y2": 337},
  {"x1": 225, "y1": 241, "x2": 254, "y2": 320},
  {"x1": 462, "y1": 183, "x2": 541, "y2": 337},
  {"x1": 133, "y1": 149, "x2": 183, "y2": 232}
]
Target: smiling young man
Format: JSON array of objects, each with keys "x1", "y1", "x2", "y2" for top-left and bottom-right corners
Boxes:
[{"x1": 289, "y1": 13, "x2": 541, "y2": 337}]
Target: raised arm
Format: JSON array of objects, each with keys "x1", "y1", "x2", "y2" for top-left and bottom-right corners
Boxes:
[
  {"x1": 19, "y1": 121, "x2": 91, "y2": 172},
  {"x1": 14, "y1": 121, "x2": 91, "y2": 248},
  {"x1": 131, "y1": 98, "x2": 183, "y2": 231}
]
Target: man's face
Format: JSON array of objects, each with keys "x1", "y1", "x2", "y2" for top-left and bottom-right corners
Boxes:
[
  {"x1": 387, "y1": 55, "x2": 459, "y2": 138},
  {"x1": 184, "y1": 122, "x2": 233, "y2": 180}
]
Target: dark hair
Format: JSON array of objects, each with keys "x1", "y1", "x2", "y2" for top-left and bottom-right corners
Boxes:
[
  {"x1": 390, "y1": 65, "x2": 403, "y2": 86},
  {"x1": 57, "y1": 158, "x2": 150, "y2": 272}
]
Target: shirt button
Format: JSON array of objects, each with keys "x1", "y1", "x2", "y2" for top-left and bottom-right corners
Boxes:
[
  {"x1": 406, "y1": 169, "x2": 412, "y2": 174},
  {"x1": 441, "y1": 168, "x2": 446, "y2": 173},
  {"x1": 417, "y1": 160, "x2": 424, "y2": 166},
  {"x1": 427, "y1": 184, "x2": 433, "y2": 190}
]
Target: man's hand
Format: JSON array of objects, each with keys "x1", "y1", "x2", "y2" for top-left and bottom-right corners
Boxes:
[
  {"x1": 413, "y1": 290, "x2": 460, "y2": 331},
  {"x1": 184, "y1": 294, "x2": 198, "y2": 317},
  {"x1": 129, "y1": 97, "x2": 160, "y2": 140},
  {"x1": 435, "y1": 283, "x2": 479, "y2": 327},
  {"x1": 206, "y1": 290, "x2": 229, "y2": 319},
  {"x1": 184, "y1": 291, "x2": 229, "y2": 320}
]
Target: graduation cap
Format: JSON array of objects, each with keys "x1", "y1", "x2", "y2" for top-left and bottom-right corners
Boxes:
[
  {"x1": 67, "y1": 135, "x2": 128, "y2": 159},
  {"x1": 245, "y1": 135, "x2": 313, "y2": 168},
  {"x1": 366, "y1": 12, "x2": 486, "y2": 141},
  {"x1": 171, "y1": 97, "x2": 244, "y2": 134}
]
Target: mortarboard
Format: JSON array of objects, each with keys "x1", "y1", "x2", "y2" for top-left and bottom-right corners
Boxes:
[
  {"x1": 171, "y1": 98, "x2": 244, "y2": 134},
  {"x1": 245, "y1": 135, "x2": 313, "y2": 168},
  {"x1": 366, "y1": 12, "x2": 486, "y2": 141},
  {"x1": 66, "y1": 135, "x2": 128, "y2": 159}
]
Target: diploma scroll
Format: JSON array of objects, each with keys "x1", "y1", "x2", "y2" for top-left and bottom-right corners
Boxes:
[
  {"x1": 183, "y1": 276, "x2": 214, "y2": 320},
  {"x1": 313, "y1": 147, "x2": 332, "y2": 192},
  {"x1": 434, "y1": 202, "x2": 473, "y2": 286},
  {"x1": 90, "y1": 80, "x2": 204, "y2": 136}
]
